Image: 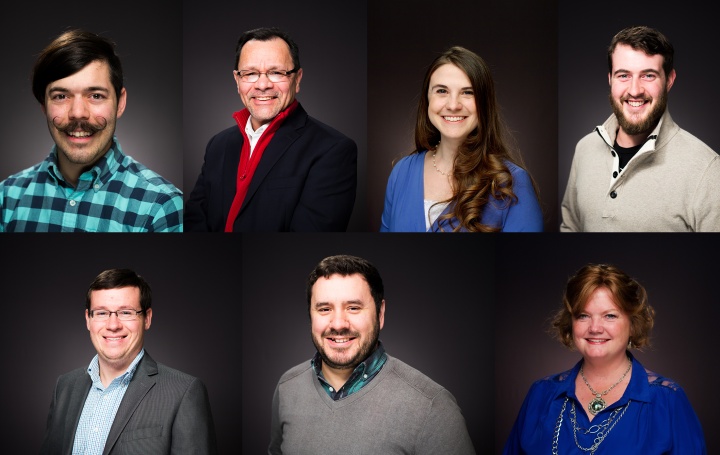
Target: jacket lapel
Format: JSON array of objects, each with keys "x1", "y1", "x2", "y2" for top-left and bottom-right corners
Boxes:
[
  {"x1": 62, "y1": 373, "x2": 92, "y2": 454},
  {"x1": 102, "y1": 353, "x2": 159, "y2": 455}
]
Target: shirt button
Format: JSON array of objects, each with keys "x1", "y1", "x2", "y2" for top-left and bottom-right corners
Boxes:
[
  {"x1": 69, "y1": 200, "x2": 76, "y2": 206},
  {"x1": 328, "y1": 387, "x2": 334, "y2": 392},
  {"x1": 612, "y1": 171, "x2": 618, "y2": 178},
  {"x1": 94, "y1": 183, "x2": 100, "y2": 190},
  {"x1": 610, "y1": 191, "x2": 617, "y2": 199},
  {"x1": 363, "y1": 374, "x2": 368, "y2": 379}
]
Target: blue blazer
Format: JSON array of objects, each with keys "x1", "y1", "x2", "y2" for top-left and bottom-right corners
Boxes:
[
  {"x1": 380, "y1": 151, "x2": 543, "y2": 232},
  {"x1": 185, "y1": 103, "x2": 357, "y2": 232},
  {"x1": 40, "y1": 352, "x2": 217, "y2": 455}
]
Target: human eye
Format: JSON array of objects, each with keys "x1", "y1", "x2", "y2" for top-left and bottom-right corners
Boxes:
[
  {"x1": 50, "y1": 93, "x2": 67, "y2": 101},
  {"x1": 575, "y1": 313, "x2": 589, "y2": 320},
  {"x1": 93, "y1": 310, "x2": 109, "y2": 318},
  {"x1": 461, "y1": 89, "x2": 474, "y2": 96},
  {"x1": 642, "y1": 73, "x2": 657, "y2": 81},
  {"x1": 316, "y1": 306, "x2": 331, "y2": 314},
  {"x1": 605, "y1": 313, "x2": 619, "y2": 320},
  {"x1": 90, "y1": 92, "x2": 107, "y2": 100},
  {"x1": 118, "y1": 310, "x2": 134, "y2": 317}
]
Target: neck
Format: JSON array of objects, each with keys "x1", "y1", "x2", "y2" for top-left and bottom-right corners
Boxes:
[
  {"x1": 582, "y1": 353, "x2": 630, "y2": 381},
  {"x1": 616, "y1": 127, "x2": 654, "y2": 148},
  {"x1": 321, "y1": 361, "x2": 355, "y2": 391},
  {"x1": 98, "y1": 360, "x2": 130, "y2": 388}
]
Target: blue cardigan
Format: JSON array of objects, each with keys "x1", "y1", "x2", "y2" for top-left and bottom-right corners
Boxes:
[
  {"x1": 503, "y1": 354, "x2": 707, "y2": 454},
  {"x1": 380, "y1": 151, "x2": 543, "y2": 232}
]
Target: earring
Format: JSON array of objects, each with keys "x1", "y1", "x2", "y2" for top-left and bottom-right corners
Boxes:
[{"x1": 627, "y1": 340, "x2": 633, "y2": 350}]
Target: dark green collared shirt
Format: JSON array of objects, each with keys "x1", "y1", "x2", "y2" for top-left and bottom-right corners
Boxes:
[{"x1": 312, "y1": 341, "x2": 387, "y2": 400}]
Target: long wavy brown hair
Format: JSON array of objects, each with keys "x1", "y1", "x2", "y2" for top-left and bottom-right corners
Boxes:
[{"x1": 414, "y1": 46, "x2": 535, "y2": 232}]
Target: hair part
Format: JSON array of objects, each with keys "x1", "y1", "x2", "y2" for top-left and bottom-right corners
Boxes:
[
  {"x1": 86, "y1": 268, "x2": 152, "y2": 313},
  {"x1": 607, "y1": 25, "x2": 674, "y2": 76},
  {"x1": 234, "y1": 27, "x2": 301, "y2": 71},
  {"x1": 414, "y1": 46, "x2": 538, "y2": 232},
  {"x1": 32, "y1": 29, "x2": 124, "y2": 106},
  {"x1": 551, "y1": 263, "x2": 655, "y2": 350},
  {"x1": 306, "y1": 255, "x2": 384, "y2": 317}
]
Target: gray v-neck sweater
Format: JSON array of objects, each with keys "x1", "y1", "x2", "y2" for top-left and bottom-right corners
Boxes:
[{"x1": 269, "y1": 355, "x2": 476, "y2": 454}]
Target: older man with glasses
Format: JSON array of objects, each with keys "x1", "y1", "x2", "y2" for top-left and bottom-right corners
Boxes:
[{"x1": 185, "y1": 26, "x2": 358, "y2": 232}]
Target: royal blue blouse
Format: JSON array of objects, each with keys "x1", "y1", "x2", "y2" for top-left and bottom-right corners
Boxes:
[{"x1": 503, "y1": 353, "x2": 706, "y2": 454}]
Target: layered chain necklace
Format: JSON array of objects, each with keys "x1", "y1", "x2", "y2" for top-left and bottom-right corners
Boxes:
[
  {"x1": 580, "y1": 358, "x2": 632, "y2": 415},
  {"x1": 552, "y1": 396, "x2": 631, "y2": 454}
]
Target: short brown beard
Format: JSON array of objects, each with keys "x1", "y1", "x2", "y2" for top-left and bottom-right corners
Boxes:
[{"x1": 609, "y1": 88, "x2": 668, "y2": 136}]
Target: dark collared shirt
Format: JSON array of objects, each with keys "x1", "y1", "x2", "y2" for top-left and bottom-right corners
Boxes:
[{"x1": 311, "y1": 341, "x2": 387, "y2": 400}]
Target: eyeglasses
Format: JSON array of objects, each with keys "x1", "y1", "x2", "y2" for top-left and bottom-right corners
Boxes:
[
  {"x1": 234, "y1": 69, "x2": 298, "y2": 83},
  {"x1": 89, "y1": 309, "x2": 145, "y2": 321}
]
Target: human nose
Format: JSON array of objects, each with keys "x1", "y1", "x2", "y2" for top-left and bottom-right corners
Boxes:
[
  {"x1": 588, "y1": 317, "x2": 604, "y2": 333},
  {"x1": 254, "y1": 72, "x2": 274, "y2": 90},
  {"x1": 68, "y1": 96, "x2": 90, "y2": 119},
  {"x1": 628, "y1": 76, "x2": 644, "y2": 97},
  {"x1": 329, "y1": 311, "x2": 350, "y2": 330},
  {"x1": 105, "y1": 312, "x2": 122, "y2": 330},
  {"x1": 445, "y1": 93, "x2": 462, "y2": 111}
]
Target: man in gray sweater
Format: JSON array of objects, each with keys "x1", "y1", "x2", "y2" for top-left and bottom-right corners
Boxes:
[
  {"x1": 268, "y1": 255, "x2": 475, "y2": 455},
  {"x1": 561, "y1": 25, "x2": 720, "y2": 232}
]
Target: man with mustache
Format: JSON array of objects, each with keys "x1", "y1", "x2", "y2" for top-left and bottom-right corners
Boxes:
[
  {"x1": 0, "y1": 29, "x2": 183, "y2": 232},
  {"x1": 185, "y1": 27, "x2": 357, "y2": 232},
  {"x1": 268, "y1": 255, "x2": 475, "y2": 454},
  {"x1": 561, "y1": 25, "x2": 720, "y2": 232}
]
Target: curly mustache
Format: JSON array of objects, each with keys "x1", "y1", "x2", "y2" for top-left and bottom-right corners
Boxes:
[{"x1": 52, "y1": 117, "x2": 108, "y2": 134}]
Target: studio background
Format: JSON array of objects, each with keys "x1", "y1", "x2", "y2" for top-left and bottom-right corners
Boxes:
[
  {"x1": 241, "y1": 233, "x2": 493, "y2": 453},
  {"x1": 494, "y1": 234, "x2": 720, "y2": 454},
  {"x1": 182, "y1": 0, "x2": 369, "y2": 231},
  {"x1": 368, "y1": 0, "x2": 559, "y2": 232},
  {"x1": 0, "y1": 1, "x2": 183, "y2": 192},
  {"x1": 558, "y1": 2, "x2": 720, "y2": 213},
  {"x1": 0, "y1": 234, "x2": 240, "y2": 454}
]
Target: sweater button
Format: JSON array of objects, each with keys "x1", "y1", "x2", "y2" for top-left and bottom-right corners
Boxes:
[
  {"x1": 610, "y1": 191, "x2": 617, "y2": 199},
  {"x1": 613, "y1": 171, "x2": 618, "y2": 178},
  {"x1": 611, "y1": 150, "x2": 616, "y2": 157}
]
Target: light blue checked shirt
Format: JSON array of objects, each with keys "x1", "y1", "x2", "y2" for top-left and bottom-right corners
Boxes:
[
  {"x1": 0, "y1": 138, "x2": 183, "y2": 232},
  {"x1": 72, "y1": 349, "x2": 145, "y2": 455}
]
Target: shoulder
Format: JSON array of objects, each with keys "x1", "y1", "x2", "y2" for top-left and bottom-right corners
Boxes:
[
  {"x1": 117, "y1": 154, "x2": 183, "y2": 200},
  {"x1": 504, "y1": 161, "x2": 532, "y2": 184},
  {"x1": 55, "y1": 366, "x2": 89, "y2": 386},
  {"x1": 277, "y1": 359, "x2": 313, "y2": 385},
  {"x1": 383, "y1": 355, "x2": 451, "y2": 402},
  {"x1": 673, "y1": 128, "x2": 719, "y2": 162},
  {"x1": 391, "y1": 152, "x2": 426, "y2": 175},
  {"x1": 1, "y1": 160, "x2": 46, "y2": 188},
  {"x1": 644, "y1": 368, "x2": 684, "y2": 393}
]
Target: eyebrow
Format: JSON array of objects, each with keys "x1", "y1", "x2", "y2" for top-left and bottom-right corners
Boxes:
[
  {"x1": 48, "y1": 86, "x2": 111, "y2": 94},
  {"x1": 612, "y1": 68, "x2": 662, "y2": 76},
  {"x1": 314, "y1": 299, "x2": 366, "y2": 307}
]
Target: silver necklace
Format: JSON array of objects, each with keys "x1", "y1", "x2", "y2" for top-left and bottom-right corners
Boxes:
[
  {"x1": 580, "y1": 358, "x2": 632, "y2": 415},
  {"x1": 552, "y1": 396, "x2": 631, "y2": 455},
  {"x1": 431, "y1": 151, "x2": 452, "y2": 176}
]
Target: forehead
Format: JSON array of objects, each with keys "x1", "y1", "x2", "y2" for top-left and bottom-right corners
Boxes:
[
  {"x1": 429, "y1": 63, "x2": 471, "y2": 87},
  {"x1": 90, "y1": 286, "x2": 141, "y2": 308},
  {"x1": 582, "y1": 287, "x2": 622, "y2": 312},
  {"x1": 47, "y1": 60, "x2": 113, "y2": 92},
  {"x1": 311, "y1": 274, "x2": 372, "y2": 303},
  {"x1": 611, "y1": 44, "x2": 665, "y2": 73},
  {"x1": 238, "y1": 38, "x2": 293, "y2": 69}
]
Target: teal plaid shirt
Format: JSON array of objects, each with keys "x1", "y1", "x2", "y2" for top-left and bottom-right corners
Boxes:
[
  {"x1": 0, "y1": 138, "x2": 182, "y2": 232},
  {"x1": 312, "y1": 341, "x2": 388, "y2": 400}
]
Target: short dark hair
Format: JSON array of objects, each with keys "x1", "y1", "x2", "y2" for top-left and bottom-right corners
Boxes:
[
  {"x1": 32, "y1": 29, "x2": 124, "y2": 106},
  {"x1": 551, "y1": 264, "x2": 655, "y2": 350},
  {"x1": 86, "y1": 268, "x2": 152, "y2": 313},
  {"x1": 234, "y1": 27, "x2": 301, "y2": 71},
  {"x1": 608, "y1": 25, "x2": 674, "y2": 77},
  {"x1": 306, "y1": 255, "x2": 384, "y2": 316}
]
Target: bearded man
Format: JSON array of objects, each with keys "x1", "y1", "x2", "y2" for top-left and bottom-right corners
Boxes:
[
  {"x1": 561, "y1": 25, "x2": 720, "y2": 232},
  {"x1": 268, "y1": 255, "x2": 475, "y2": 455}
]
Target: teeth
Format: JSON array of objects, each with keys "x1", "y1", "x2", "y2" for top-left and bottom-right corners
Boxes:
[
  {"x1": 628, "y1": 101, "x2": 644, "y2": 107},
  {"x1": 68, "y1": 131, "x2": 91, "y2": 137},
  {"x1": 443, "y1": 116, "x2": 464, "y2": 122},
  {"x1": 256, "y1": 96, "x2": 273, "y2": 101},
  {"x1": 331, "y1": 338, "x2": 350, "y2": 343}
]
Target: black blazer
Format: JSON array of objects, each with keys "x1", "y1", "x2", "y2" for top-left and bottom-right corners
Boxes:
[
  {"x1": 39, "y1": 352, "x2": 218, "y2": 455},
  {"x1": 185, "y1": 103, "x2": 357, "y2": 231}
]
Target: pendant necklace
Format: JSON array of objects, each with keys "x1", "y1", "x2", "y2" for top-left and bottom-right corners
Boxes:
[{"x1": 580, "y1": 357, "x2": 632, "y2": 415}]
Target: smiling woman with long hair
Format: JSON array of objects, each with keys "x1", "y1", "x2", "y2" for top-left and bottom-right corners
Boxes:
[{"x1": 380, "y1": 46, "x2": 543, "y2": 232}]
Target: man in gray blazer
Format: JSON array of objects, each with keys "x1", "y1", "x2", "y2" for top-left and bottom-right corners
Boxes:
[{"x1": 40, "y1": 268, "x2": 217, "y2": 454}]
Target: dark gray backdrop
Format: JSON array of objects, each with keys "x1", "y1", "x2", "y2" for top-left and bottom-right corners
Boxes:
[
  {"x1": 241, "y1": 233, "x2": 493, "y2": 453},
  {"x1": 368, "y1": 0, "x2": 559, "y2": 232},
  {"x1": 0, "y1": 1, "x2": 183, "y2": 192},
  {"x1": 495, "y1": 234, "x2": 720, "y2": 454},
  {"x1": 182, "y1": 0, "x2": 368, "y2": 231},
  {"x1": 558, "y1": 2, "x2": 720, "y2": 216},
  {"x1": 0, "y1": 234, "x2": 240, "y2": 454}
]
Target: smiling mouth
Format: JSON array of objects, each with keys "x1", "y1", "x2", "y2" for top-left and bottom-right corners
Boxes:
[
  {"x1": 104, "y1": 335, "x2": 126, "y2": 341},
  {"x1": 443, "y1": 116, "x2": 466, "y2": 122},
  {"x1": 67, "y1": 131, "x2": 93, "y2": 138}
]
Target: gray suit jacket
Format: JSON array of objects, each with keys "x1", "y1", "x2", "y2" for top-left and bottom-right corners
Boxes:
[{"x1": 39, "y1": 351, "x2": 218, "y2": 454}]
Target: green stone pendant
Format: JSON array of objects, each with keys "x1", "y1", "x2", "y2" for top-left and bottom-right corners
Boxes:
[{"x1": 588, "y1": 395, "x2": 606, "y2": 415}]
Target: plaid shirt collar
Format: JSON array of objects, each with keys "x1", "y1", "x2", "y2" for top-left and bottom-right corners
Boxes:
[
  {"x1": 46, "y1": 136, "x2": 123, "y2": 189},
  {"x1": 312, "y1": 340, "x2": 387, "y2": 400}
]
